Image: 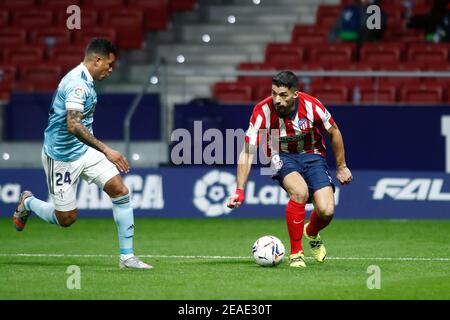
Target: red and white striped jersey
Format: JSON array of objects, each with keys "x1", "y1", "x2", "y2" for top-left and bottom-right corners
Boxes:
[{"x1": 245, "y1": 92, "x2": 336, "y2": 157}]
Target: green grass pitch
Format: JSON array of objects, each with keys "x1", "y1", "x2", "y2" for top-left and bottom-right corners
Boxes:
[{"x1": 0, "y1": 217, "x2": 449, "y2": 300}]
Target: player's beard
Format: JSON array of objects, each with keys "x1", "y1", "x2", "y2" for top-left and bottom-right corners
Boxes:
[{"x1": 274, "y1": 102, "x2": 295, "y2": 118}]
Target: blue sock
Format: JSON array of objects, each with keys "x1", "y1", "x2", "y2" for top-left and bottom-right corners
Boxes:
[
  {"x1": 24, "y1": 196, "x2": 58, "y2": 225},
  {"x1": 112, "y1": 194, "x2": 134, "y2": 255}
]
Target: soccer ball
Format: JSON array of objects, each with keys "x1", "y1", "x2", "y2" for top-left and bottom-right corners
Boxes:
[{"x1": 252, "y1": 235, "x2": 285, "y2": 267}]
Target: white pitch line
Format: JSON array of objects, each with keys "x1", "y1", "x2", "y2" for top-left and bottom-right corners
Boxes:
[{"x1": 0, "y1": 253, "x2": 448, "y2": 261}]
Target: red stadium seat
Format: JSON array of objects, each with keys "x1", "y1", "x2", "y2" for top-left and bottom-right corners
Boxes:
[
  {"x1": 73, "y1": 27, "x2": 117, "y2": 47},
  {"x1": 291, "y1": 25, "x2": 328, "y2": 45},
  {"x1": 310, "y1": 84, "x2": 349, "y2": 104},
  {"x1": 379, "y1": 76, "x2": 422, "y2": 87},
  {"x1": 0, "y1": 28, "x2": 27, "y2": 48},
  {"x1": 407, "y1": 44, "x2": 450, "y2": 64},
  {"x1": 316, "y1": 5, "x2": 342, "y2": 28},
  {"x1": 213, "y1": 82, "x2": 253, "y2": 103},
  {"x1": 329, "y1": 76, "x2": 373, "y2": 87},
  {"x1": 55, "y1": 10, "x2": 98, "y2": 28},
  {"x1": 3, "y1": 46, "x2": 45, "y2": 65},
  {"x1": 309, "y1": 43, "x2": 356, "y2": 66},
  {"x1": 237, "y1": 62, "x2": 278, "y2": 71},
  {"x1": 0, "y1": 0, "x2": 36, "y2": 10},
  {"x1": 101, "y1": 10, "x2": 144, "y2": 49},
  {"x1": 170, "y1": 0, "x2": 197, "y2": 11},
  {"x1": 30, "y1": 28, "x2": 73, "y2": 47},
  {"x1": 0, "y1": 10, "x2": 9, "y2": 28},
  {"x1": 50, "y1": 44, "x2": 85, "y2": 74},
  {"x1": 401, "y1": 85, "x2": 444, "y2": 103},
  {"x1": 265, "y1": 44, "x2": 305, "y2": 68},
  {"x1": 253, "y1": 85, "x2": 275, "y2": 102},
  {"x1": 81, "y1": 0, "x2": 125, "y2": 9},
  {"x1": 292, "y1": 31, "x2": 327, "y2": 46},
  {"x1": 128, "y1": 0, "x2": 170, "y2": 31},
  {"x1": 12, "y1": 11, "x2": 54, "y2": 28},
  {"x1": 39, "y1": 0, "x2": 81, "y2": 9},
  {"x1": 359, "y1": 86, "x2": 397, "y2": 103},
  {"x1": 17, "y1": 65, "x2": 62, "y2": 91},
  {"x1": 384, "y1": 30, "x2": 424, "y2": 43},
  {"x1": 360, "y1": 43, "x2": 403, "y2": 66}
]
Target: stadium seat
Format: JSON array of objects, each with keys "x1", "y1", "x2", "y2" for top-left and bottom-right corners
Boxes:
[
  {"x1": 329, "y1": 76, "x2": 373, "y2": 87},
  {"x1": 30, "y1": 28, "x2": 73, "y2": 47},
  {"x1": 0, "y1": 28, "x2": 28, "y2": 48},
  {"x1": 3, "y1": 46, "x2": 45, "y2": 65},
  {"x1": 316, "y1": 5, "x2": 342, "y2": 29},
  {"x1": 237, "y1": 62, "x2": 277, "y2": 71},
  {"x1": 55, "y1": 10, "x2": 98, "y2": 28},
  {"x1": 407, "y1": 44, "x2": 449, "y2": 65},
  {"x1": 292, "y1": 31, "x2": 327, "y2": 46},
  {"x1": 401, "y1": 85, "x2": 444, "y2": 103},
  {"x1": 16, "y1": 65, "x2": 62, "y2": 91},
  {"x1": 213, "y1": 82, "x2": 253, "y2": 103},
  {"x1": 310, "y1": 84, "x2": 349, "y2": 104},
  {"x1": 291, "y1": 25, "x2": 328, "y2": 46},
  {"x1": 265, "y1": 44, "x2": 305, "y2": 68},
  {"x1": 101, "y1": 10, "x2": 144, "y2": 49},
  {"x1": 49, "y1": 44, "x2": 85, "y2": 74},
  {"x1": 0, "y1": 10, "x2": 9, "y2": 27},
  {"x1": 81, "y1": 0, "x2": 125, "y2": 9},
  {"x1": 309, "y1": 43, "x2": 356, "y2": 67},
  {"x1": 39, "y1": 0, "x2": 81, "y2": 9},
  {"x1": 379, "y1": 76, "x2": 422, "y2": 87},
  {"x1": 170, "y1": 0, "x2": 197, "y2": 12},
  {"x1": 359, "y1": 86, "x2": 397, "y2": 103},
  {"x1": 12, "y1": 11, "x2": 54, "y2": 28},
  {"x1": 73, "y1": 27, "x2": 117, "y2": 47},
  {"x1": 384, "y1": 30, "x2": 424, "y2": 43},
  {"x1": 128, "y1": 0, "x2": 170, "y2": 31},
  {"x1": 0, "y1": 0, "x2": 36, "y2": 10},
  {"x1": 360, "y1": 43, "x2": 403, "y2": 66}
]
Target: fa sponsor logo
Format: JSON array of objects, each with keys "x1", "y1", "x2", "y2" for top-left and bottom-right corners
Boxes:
[{"x1": 373, "y1": 178, "x2": 450, "y2": 201}]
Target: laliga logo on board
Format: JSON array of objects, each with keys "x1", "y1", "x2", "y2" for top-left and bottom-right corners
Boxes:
[{"x1": 193, "y1": 170, "x2": 235, "y2": 217}]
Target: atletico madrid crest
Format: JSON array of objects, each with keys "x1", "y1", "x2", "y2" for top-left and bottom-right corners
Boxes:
[{"x1": 298, "y1": 118, "x2": 310, "y2": 132}]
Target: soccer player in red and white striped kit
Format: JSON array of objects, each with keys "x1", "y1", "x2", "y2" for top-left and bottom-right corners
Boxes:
[{"x1": 227, "y1": 71, "x2": 353, "y2": 267}]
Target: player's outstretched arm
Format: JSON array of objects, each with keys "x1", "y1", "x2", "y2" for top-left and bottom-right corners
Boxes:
[
  {"x1": 327, "y1": 123, "x2": 353, "y2": 185},
  {"x1": 227, "y1": 142, "x2": 255, "y2": 209},
  {"x1": 66, "y1": 110, "x2": 130, "y2": 173}
]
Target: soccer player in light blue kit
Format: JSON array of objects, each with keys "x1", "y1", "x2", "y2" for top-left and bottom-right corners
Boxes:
[{"x1": 13, "y1": 38, "x2": 152, "y2": 269}]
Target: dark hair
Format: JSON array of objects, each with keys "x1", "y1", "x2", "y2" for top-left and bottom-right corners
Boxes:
[
  {"x1": 85, "y1": 38, "x2": 118, "y2": 58},
  {"x1": 272, "y1": 71, "x2": 298, "y2": 90}
]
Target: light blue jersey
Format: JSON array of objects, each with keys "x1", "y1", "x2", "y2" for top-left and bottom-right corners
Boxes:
[{"x1": 44, "y1": 63, "x2": 97, "y2": 161}]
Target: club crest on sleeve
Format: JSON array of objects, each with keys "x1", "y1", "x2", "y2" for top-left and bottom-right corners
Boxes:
[{"x1": 74, "y1": 87, "x2": 84, "y2": 97}]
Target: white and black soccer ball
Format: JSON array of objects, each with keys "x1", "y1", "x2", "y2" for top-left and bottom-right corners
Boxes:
[{"x1": 252, "y1": 235, "x2": 285, "y2": 267}]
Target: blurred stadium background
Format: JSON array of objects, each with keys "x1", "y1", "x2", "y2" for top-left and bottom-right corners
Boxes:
[{"x1": 0, "y1": 0, "x2": 449, "y2": 300}]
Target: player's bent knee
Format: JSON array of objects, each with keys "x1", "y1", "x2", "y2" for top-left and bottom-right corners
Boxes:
[
  {"x1": 289, "y1": 191, "x2": 309, "y2": 204},
  {"x1": 55, "y1": 210, "x2": 77, "y2": 227},
  {"x1": 317, "y1": 204, "x2": 335, "y2": 218}
]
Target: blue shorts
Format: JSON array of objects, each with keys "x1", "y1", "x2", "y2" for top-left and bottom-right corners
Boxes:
[{"x1": 273, "y1": 153, "x2": 335, "y2": 203}]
